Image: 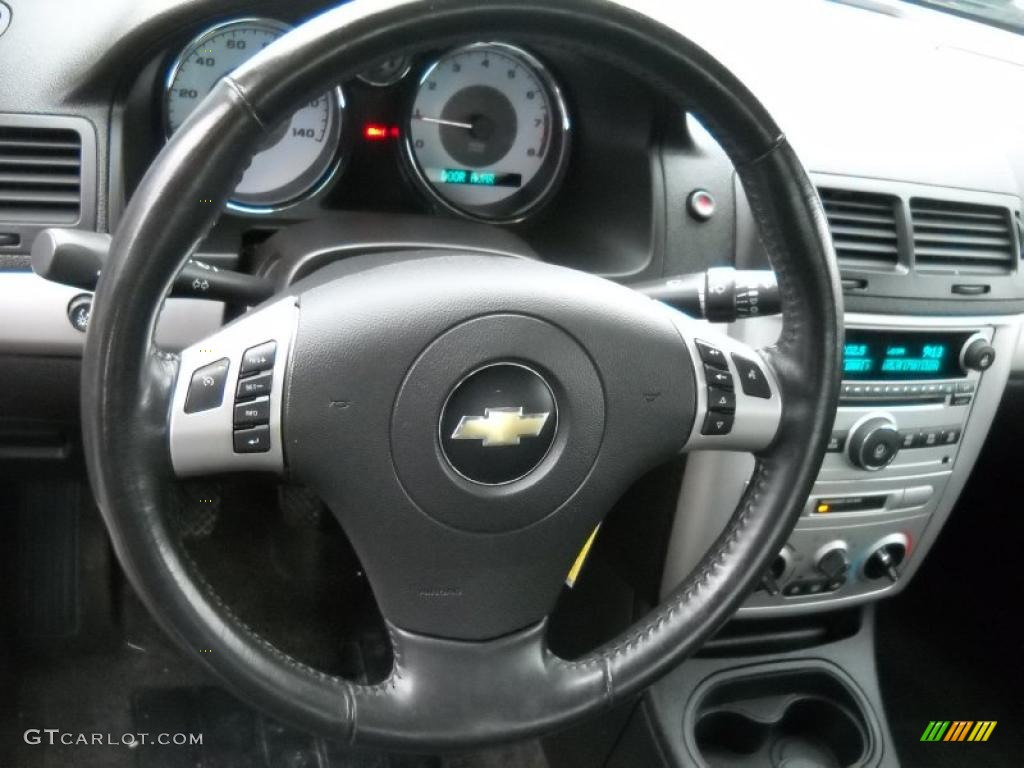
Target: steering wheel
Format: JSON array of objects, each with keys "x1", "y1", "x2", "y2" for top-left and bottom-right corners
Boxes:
[{"x1": 81, "y1": 0, "x2": 841, "y2": 751}]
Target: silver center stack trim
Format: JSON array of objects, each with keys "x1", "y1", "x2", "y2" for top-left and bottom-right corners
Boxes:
[{"x1": 661, "y1": 311, "x2": 1023, "y2": 617}]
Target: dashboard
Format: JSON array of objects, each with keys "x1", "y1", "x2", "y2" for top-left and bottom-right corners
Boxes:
[{"x1": 1, "y1": 0, "x2": 1024, "y2": 620}]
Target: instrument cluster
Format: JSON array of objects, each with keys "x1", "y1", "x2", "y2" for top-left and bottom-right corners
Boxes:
[{"x1": 163, "y1": 17, "x2": 572, "y2": 222}]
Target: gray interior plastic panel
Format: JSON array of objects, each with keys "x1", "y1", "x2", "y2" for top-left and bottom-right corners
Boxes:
[{"x1": 0, "y1": 271, "x2": 224, "y2": 355}]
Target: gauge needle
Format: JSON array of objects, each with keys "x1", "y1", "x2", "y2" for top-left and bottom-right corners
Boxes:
[{"x1": 414, "y1": 115, "x2": 474, "y2": 130}]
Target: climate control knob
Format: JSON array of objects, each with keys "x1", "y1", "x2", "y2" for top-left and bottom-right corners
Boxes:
[
  {"x1": 815, "y1": 544, "x2": 849, "y2": 581},
  {"x1": 848, "y1": 416, "x2": 900, "y2": 471},
  {"x1": 864, "y1": 535, "x2": 908, "y2": 583}
]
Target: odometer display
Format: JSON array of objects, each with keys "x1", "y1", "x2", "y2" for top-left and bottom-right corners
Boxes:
[
  {"x1": 440, "y1": 168, "x2": 522, "y2": 187},
  {"x1": 406, "y1": 43, "x2": 570, "y2": 222},
  {"x1": 165, "y1": 18, "x2": 344, "y2": 213}
]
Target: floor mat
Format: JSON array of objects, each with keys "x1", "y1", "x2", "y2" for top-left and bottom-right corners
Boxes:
[
  {"x1": 2, "y1": 480, "x2": 548, "y2": 768},
  {"x1": 4, "y1": 592, "x2": 547, "y2": 768}
]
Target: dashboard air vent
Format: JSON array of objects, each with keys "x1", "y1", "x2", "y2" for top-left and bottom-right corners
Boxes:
[
  {"x1": 0, "y1": 125, "x2": 82, "y2": 224},
  {"x1": 910, "y1": 198, "x2": 1015, "y2": 274},
  {"x1": 819, "y1": 188, "x2": 900, "y2": 269}
]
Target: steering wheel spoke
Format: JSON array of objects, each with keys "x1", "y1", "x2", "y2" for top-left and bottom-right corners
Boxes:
[
  {"x1": 352, "y1": 620, "x2": 605, "y2": 750},
  {"x1": 312, "y1": 470, "x2": 623, "y2": 642},
  {"x1": 169, "y1": 297, "x2": 298, "y2": 477}
]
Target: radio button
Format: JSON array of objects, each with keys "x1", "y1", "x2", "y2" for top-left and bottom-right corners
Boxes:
[
  {"x1": 951, "y1": 394, "x2": 973, "y2": 406},
  {"x1": 956, "y1": 381, "x2": 976, "y2": 394},
  {"x1": 939, "y1": 427, "x2": 960, "y2": 445},
  {"x1": 898, "y1": 429, "x2": 918, "y2": 449},
  {"x1": 827, "y1": 432, "x2": 846, "y2": 452},
  {"x1": 920, "y1": 429, "x2": 940, "y2": 447}
]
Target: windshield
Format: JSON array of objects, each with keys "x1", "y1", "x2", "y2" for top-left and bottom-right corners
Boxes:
[{"x1": 903, "y1": 0, "x2": 1024, "y2": 34}]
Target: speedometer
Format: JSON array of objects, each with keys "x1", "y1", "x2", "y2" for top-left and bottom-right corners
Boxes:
[
  {"x1": 165, "y1": 18, "x2": 344, "y2": 214},
  {"x1": 405, "y1": 43, "x2": 570, "y2": 223}
]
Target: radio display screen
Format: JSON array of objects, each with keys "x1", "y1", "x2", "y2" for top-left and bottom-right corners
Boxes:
[{"x1": 843, "y1": 329, "x2": 973, "y2": 380}]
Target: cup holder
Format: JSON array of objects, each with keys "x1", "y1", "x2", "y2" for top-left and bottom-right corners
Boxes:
[{"x1": 687, "y1": 664, "x2": 876, "y2": 767}]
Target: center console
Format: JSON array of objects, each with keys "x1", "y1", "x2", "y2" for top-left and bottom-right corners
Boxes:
[
  {"x1": 644, "y1": 77, "x2": 1024, "y2": 768},
  {"x1": 650, "y1": 287, "x2": 1020, "y2": 768}
]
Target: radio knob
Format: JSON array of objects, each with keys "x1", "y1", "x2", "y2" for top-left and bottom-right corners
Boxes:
[
  {"x1": 961, "y1": 338, "x2": 996, "y2": 372},
  {"x1": 848, "y1": 416, "x2": 900, "y2": 471}
]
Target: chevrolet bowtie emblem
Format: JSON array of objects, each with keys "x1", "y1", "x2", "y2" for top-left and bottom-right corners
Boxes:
[{"x1": 450, "y1": 407, "x2": 551, "y2": 447}]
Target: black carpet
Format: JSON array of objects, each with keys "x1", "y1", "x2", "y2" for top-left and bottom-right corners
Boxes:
[{"x1": 0, "y1": 476, "x2": 547, "y2": 768}]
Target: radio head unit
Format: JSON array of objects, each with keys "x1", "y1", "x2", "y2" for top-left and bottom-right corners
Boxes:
[{"x1": 843, "y1": 329, "x2": 974, "y2": 380}]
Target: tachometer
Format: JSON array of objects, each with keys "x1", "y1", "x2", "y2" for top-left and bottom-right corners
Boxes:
[
  {"x1": 405, "y1": 43, "x2": 570, "y2": 223},
  {"x1": 165, "y1": 18, "x2": 344, "y2": 213}
]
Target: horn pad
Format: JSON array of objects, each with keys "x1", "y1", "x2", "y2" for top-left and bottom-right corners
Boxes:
[{"x1": 392, "y1": 313, "x2": 605, "y2": 534}]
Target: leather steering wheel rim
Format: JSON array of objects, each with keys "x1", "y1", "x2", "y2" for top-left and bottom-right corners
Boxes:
[{"x1": 81, "y1": 0, "x2": 842, "y2": 750}]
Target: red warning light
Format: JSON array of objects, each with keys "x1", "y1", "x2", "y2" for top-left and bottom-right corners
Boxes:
[{"x1": 363, "y1": 123, "x2": 400, "y2": 141}]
